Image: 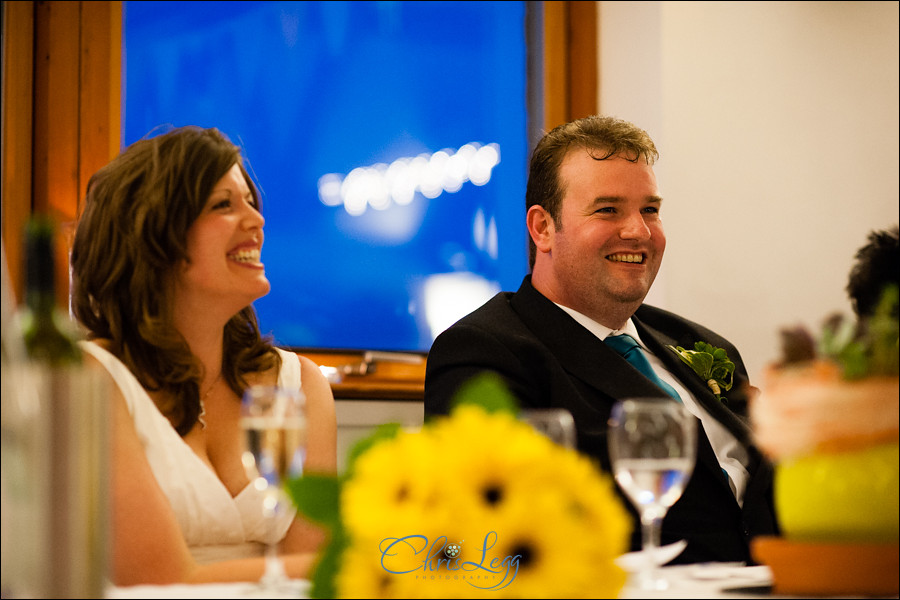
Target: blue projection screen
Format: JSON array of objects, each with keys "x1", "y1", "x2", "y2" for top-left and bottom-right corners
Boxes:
[{"x1": 124, "y1": 1, "x2": 528, "y2": 353}]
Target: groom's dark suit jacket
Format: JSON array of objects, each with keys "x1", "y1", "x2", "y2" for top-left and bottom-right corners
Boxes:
[{"x1": 424, "y1": 276, "x2": 779, "y2": 564}]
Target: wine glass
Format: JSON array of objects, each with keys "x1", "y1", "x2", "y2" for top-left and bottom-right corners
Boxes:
[
  {"x1": 608, "y1": 398, "x2": 696, "y2": 591},
  {"x1": 240, "y1": 385, "x2": 307, "y2": 591},
  {"x1": 520, "y1": 408, "x2": 577, "y2": 448}
]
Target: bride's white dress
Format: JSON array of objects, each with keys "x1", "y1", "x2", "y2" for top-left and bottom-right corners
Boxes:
[{"x1": 80, "y1": 341, "x2": 299, "y2": 564}]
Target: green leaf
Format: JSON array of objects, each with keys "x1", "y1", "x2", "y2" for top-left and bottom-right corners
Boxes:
[
  {"x1": 669, "y1": 345, "x2": 714, "y2": 378},
  {"x1": 687, "y1": 351, "x2": 715, "y2": 379},
  {"x1": 818, "y1": 314, "x2": 855, "y2": 358},
  {"x1": 709, "y1": 360, "x2": 735, "y2": 391},
  {"x1": 815, "y1": 285, "x2": 898, "y2": 379},
  {"x1": 865, "y1": 284, "x2": 899, "y2": 377},
  {"x1": 838, "y1": 341, "x2": 869, "y2": 380},
  {"x1": 309, "y1": 523, "x2": 349, "y2": 599},
  {"x1": 449, "y1": 371, "x2": 520, "y2": 415},
  {"x1": 283, "y1": 476, "x2": 347, "y2": 598},
  {"x1": 694, "y1": 341, "x2": 716, "y2": 355},
  {"x1": 285, "y1": 474, "x2": 341, "y2": 528}
]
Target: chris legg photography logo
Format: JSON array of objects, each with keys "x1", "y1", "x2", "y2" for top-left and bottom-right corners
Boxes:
[{"x1": 379, "y1": 531, "x2": 521, "y2": 591}]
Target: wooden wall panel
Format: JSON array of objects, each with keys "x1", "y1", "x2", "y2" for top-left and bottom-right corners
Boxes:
[
  {"x1": 567, "y1": 0, "x2": 598, "y2": 122},
  {"x1": 2, "y1": 1, "x2": 122, "y2": 306},
  {"x1": 33, "y1": 0, "x2": 80, "y2": 222},
  {"x1": 1, "y1": 1, "x2": 35, "y2": 304},
  {"x1": 33, "y1": 1, "x2": 81, "y2": 301},
  {"x1": 541, "y1": 1, "x2": 598, "y2": 132},
  {"x1": 78, "y1": 0, "x2": 122, "y2": 212},
  {"x1": 543, "y1": 1, "x2": 570, "y2": 132}
]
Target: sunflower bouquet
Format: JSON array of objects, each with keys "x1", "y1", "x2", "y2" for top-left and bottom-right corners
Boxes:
[{"x1": 288, "y1": 373, "x2": 631, "y2": 599}]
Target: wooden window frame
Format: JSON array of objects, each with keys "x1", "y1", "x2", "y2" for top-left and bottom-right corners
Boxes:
[{"x1": 1, "y1": 0, "x2": 595, "y2": 398}]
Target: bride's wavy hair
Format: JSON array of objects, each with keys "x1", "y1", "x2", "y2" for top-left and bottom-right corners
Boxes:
[{"x1": 71, "y1": 125, "x2": 280, "y2": 435}]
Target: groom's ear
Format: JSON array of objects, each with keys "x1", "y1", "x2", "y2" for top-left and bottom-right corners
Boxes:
[{"x1": 527, "y1": 205, "x2": 555, "y2": 254}]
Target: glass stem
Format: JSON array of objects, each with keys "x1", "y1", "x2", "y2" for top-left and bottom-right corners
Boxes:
[
  {"x1": 260, "y1": 491, "x2": 286, "y2": 587},
  {"x1": 639, "y1": 510, "x2": 665, "y2": 588},
  {"x1": 262, "y1": 541, "x2": 285, "y2": 585}
]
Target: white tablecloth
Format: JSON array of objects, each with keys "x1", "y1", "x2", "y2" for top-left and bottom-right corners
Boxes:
[
  {"x1": 107, "y1": 564, "x2": 777, "y2": 599},
  {"x1": 619, "y1": 563, "x2": 775, "y2": 599},
  {"x1": 107, "y1": 578, "x2": 310, "y2": 599}
]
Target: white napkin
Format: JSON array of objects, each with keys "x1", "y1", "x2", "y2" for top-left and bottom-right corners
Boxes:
[{"x1": 614, "y1": 539, "x2": 688, "y2": 572}]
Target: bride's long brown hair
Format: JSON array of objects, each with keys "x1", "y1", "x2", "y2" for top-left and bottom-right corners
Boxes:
[{"x1": 71, "y1": 125, "x2": 280, "y2": 435}]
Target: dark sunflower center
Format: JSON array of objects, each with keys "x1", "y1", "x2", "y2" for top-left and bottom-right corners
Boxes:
[
  {"x1": 396, "y1": 484, "x2": 409, "y2": 502},
  {"x1": 482, "y1": 483, "x2": 504, "y2": 506},
  {"x1": 510, "y1": 542, "x2": 537, "y2": 569}
]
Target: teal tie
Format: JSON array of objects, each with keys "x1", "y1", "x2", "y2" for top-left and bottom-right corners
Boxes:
[
  {"x1": 604, "y1": 334, "x2": 682, "y2": 402},
  {"x1": 605, "y1": 335, "x2": 733, "y2": 485}
]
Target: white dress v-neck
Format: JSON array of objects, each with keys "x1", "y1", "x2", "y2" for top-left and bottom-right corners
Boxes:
[{"x1": 81, "y1": 341, "x2": 300, "y2": 564}]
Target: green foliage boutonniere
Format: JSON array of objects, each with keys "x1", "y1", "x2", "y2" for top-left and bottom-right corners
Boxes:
[{"x1": 667, "y1": 341, "x2": 735, "y2": 402}]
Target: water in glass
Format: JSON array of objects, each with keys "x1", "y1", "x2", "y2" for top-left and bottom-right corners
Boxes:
[{"x1": 608, "y1": 398, "x2": 697, "y2": 591}]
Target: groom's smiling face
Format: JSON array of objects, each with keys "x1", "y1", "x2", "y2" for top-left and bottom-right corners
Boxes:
[{"x1": 544, "y1": 149, "x2": 666, "y2": 320}]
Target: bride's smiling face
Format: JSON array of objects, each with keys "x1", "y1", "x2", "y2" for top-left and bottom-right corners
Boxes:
[{"x1": 174, "y1": 163, "x2": 270, "y2": 314}]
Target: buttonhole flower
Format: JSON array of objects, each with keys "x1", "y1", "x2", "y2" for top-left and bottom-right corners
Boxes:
[{"x1": 667, "y1": 341, "x2": 735, "y2": 403}]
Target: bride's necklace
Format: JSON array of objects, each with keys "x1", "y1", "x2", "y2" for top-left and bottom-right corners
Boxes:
[{"x1": 198, "y1": 371, "x2": 222, "y2": 430}]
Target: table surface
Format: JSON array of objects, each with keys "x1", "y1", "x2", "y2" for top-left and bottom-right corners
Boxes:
[
  {"x1": 105, "y1": 563, "x2": 785, "y2": 599},
  {"x1": 105, "y1": 562, "x2": 900, "y2": 599}
]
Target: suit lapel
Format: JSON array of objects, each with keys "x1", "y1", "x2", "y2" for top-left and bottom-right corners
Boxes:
[
  {"x1": 510, "y1": 286, "x2": 731, "y2": 492},
  {"x1": 508, "y1": 277, "x2": 752, "y2": 447},
  {"x1": 508, "y1": 278, "x2": 748, "y2": 494},
  {"x1": 634, "y1": 317, "x2": 756, "y2": 447},
  {"x1": 509, "y1": 279, "x2": 671, "y2": 403},
  {"x1": 632, "y1": 318, "x2": 747, "y2": 493}
]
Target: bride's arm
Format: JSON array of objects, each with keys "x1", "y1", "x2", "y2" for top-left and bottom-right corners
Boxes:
[
  {"x1": 298, "y1": 354, "x2": 338, "y2": 475},
  {"x1": 279, "y1": 354, "x2": 337, "y2": 555}
]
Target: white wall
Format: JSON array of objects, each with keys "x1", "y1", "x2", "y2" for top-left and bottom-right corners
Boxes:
[{"x1": 597, "y1": 1, "x2": 899, "y2": 385}]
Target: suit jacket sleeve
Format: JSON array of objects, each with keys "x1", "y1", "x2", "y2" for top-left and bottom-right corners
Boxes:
[{"x1": 425, "y1": 305, "x2": 549, "y2": 418}]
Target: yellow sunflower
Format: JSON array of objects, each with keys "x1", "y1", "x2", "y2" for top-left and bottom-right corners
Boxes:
[
  {"x1": 342, "y1": 427, "x2": 453, "y2": 540},
  {"x1": 323, "y1": 402, "x2": 631, "y2": 599},
  {"x1": 401, "y1": 406, "x2": 630, "y2": 598},
  {"x1": 426, "y1": 406, "x2": 558, "y2": 517},
  {"x1": 467, "y1": 451, "x2": 630, "y2": 598}
]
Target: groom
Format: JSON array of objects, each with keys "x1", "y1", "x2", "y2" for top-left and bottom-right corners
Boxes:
[{"x1": 423, "y1": 115, "x2": 779, "y2": 564}]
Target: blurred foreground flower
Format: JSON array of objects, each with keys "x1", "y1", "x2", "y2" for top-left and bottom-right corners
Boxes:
[
  {"x1": 288, "y1": 373, "x2": 631, "y2": 599},
  {"x1": 752, "y1": 284, "x2": 899, "y2": 460},
  {"x1": 749, "y1": 285, "x2": 898, "y2": 597}
]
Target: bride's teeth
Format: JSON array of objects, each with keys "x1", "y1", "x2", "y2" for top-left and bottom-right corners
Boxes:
[{"x1": 228, "y1": 249, "x2": 260, "y2": 263}]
